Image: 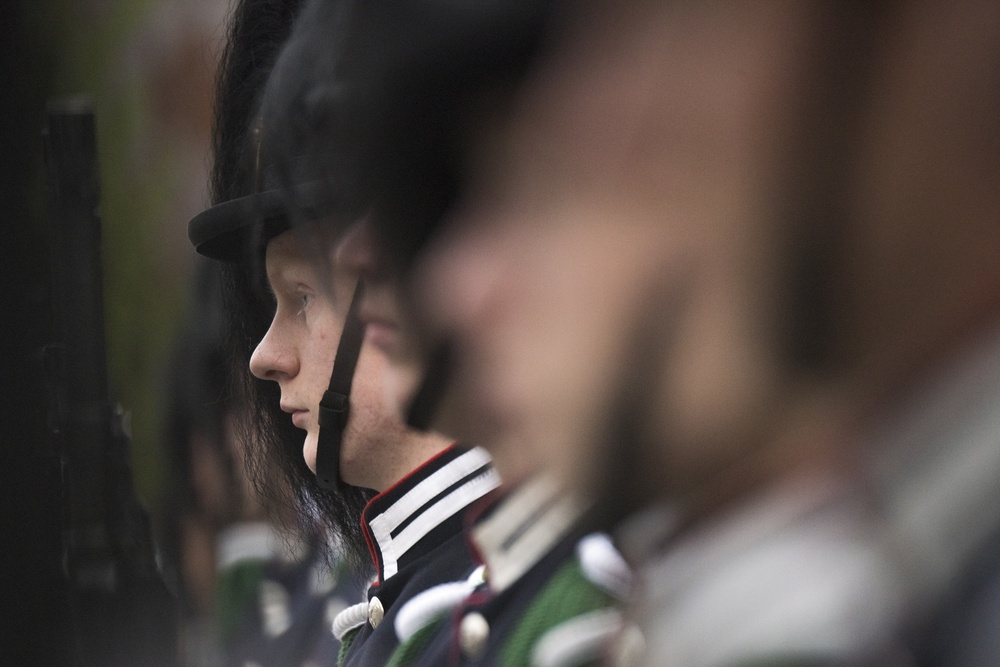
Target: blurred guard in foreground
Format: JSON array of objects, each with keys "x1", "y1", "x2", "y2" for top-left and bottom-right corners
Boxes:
[
  {"x1": 414, "y1": 3, "x2": 908, "y2": 663},
  {"x1": 366, "y1": 1, "x2": 1000, "y2": 665},
  {"x1": 188, "y1": 0, "x2": 500, "y2": 664},
  {"x1": 256, "y1": 0, "x2": 632, "y2": 664}
]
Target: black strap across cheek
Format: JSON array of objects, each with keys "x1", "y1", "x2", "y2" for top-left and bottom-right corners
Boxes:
[{"x1": 316, "y1": 282, "x2": 366, "y2": 491}]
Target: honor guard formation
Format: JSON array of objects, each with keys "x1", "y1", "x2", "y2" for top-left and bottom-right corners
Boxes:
[{"x1": 15, "y1": 0, "x2": 1000, "y2": 665}]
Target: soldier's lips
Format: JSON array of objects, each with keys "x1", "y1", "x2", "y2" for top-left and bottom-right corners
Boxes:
[{"x1": 281, "y1": 402, "x2": 309, "y2": 429}]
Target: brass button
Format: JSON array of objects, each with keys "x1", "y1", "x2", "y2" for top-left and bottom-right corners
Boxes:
[
  {"x1": 459, "y1": 611, "x2": 490, "y2": 659},
  {"x1": 368, "y1": 596, "x2": 384, "y2": 628}
]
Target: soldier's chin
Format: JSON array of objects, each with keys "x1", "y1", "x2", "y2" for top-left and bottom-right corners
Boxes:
[{"x1": 303, "y1": 433, "x2": 318, "y2": 474}]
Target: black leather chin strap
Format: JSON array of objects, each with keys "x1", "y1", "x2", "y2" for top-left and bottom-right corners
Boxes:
[{"x1": 316, "y1": 282, "x2": 366, "y2": 491}]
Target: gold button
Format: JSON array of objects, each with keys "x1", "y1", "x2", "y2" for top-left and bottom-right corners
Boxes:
[
  {"x1": 368, "y1": 596, "x2": 384, "y2": 628},
  {"x1": 459, "y1": 612, "x2": 490, "y2": 659}
]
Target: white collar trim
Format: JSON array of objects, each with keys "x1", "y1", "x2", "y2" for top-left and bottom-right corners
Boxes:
[{"x1": 369, "y1": 447, "x2": 499, "y2": 580}]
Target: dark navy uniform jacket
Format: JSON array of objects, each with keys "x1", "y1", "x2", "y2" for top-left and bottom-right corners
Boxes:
[
  {"x1": 334, "y1": 445, "x2": 500, "y2": 666},
  {"x1": 388, "y1": 477, "x2": 629, "y2": 667}
]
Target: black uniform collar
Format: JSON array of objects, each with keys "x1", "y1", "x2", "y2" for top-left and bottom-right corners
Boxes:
[
  {"x1": 471, "y1": 475, "x2": 586, "y2": 594},
  {"x1": 362, "y1": 445, "x2": 499, "y2": 584}
]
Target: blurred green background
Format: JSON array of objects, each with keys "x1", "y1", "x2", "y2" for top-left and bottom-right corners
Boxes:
[{"x1": 24, "y1": 0, "x2": 231, "y2": 532}]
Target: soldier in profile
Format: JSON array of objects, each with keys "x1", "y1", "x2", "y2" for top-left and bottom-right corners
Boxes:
[{"x1": 188, "y1": 0, "x2": 500, "y2": 665}]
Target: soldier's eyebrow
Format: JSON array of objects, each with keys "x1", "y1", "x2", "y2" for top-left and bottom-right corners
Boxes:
[{"x1": 266, "y1": 252, "x2": 324, "y2": 304}]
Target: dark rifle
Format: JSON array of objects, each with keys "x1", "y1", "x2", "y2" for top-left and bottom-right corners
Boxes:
[{"x1": 42, "y1": 100, "x2": 177, "y2": 666}]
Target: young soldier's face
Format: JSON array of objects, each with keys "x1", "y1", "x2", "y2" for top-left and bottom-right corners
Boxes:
[
  {"x1": 250, "y1": 229, "x2": 413, "y2": 490},
  {"x1": 415, "y1": 3, "x2": 817, "y2": 499}
]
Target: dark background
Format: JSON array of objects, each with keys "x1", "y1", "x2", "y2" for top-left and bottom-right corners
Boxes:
[{"x1": 1, "y1": 2, "x2": 67, "y2": 663}]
